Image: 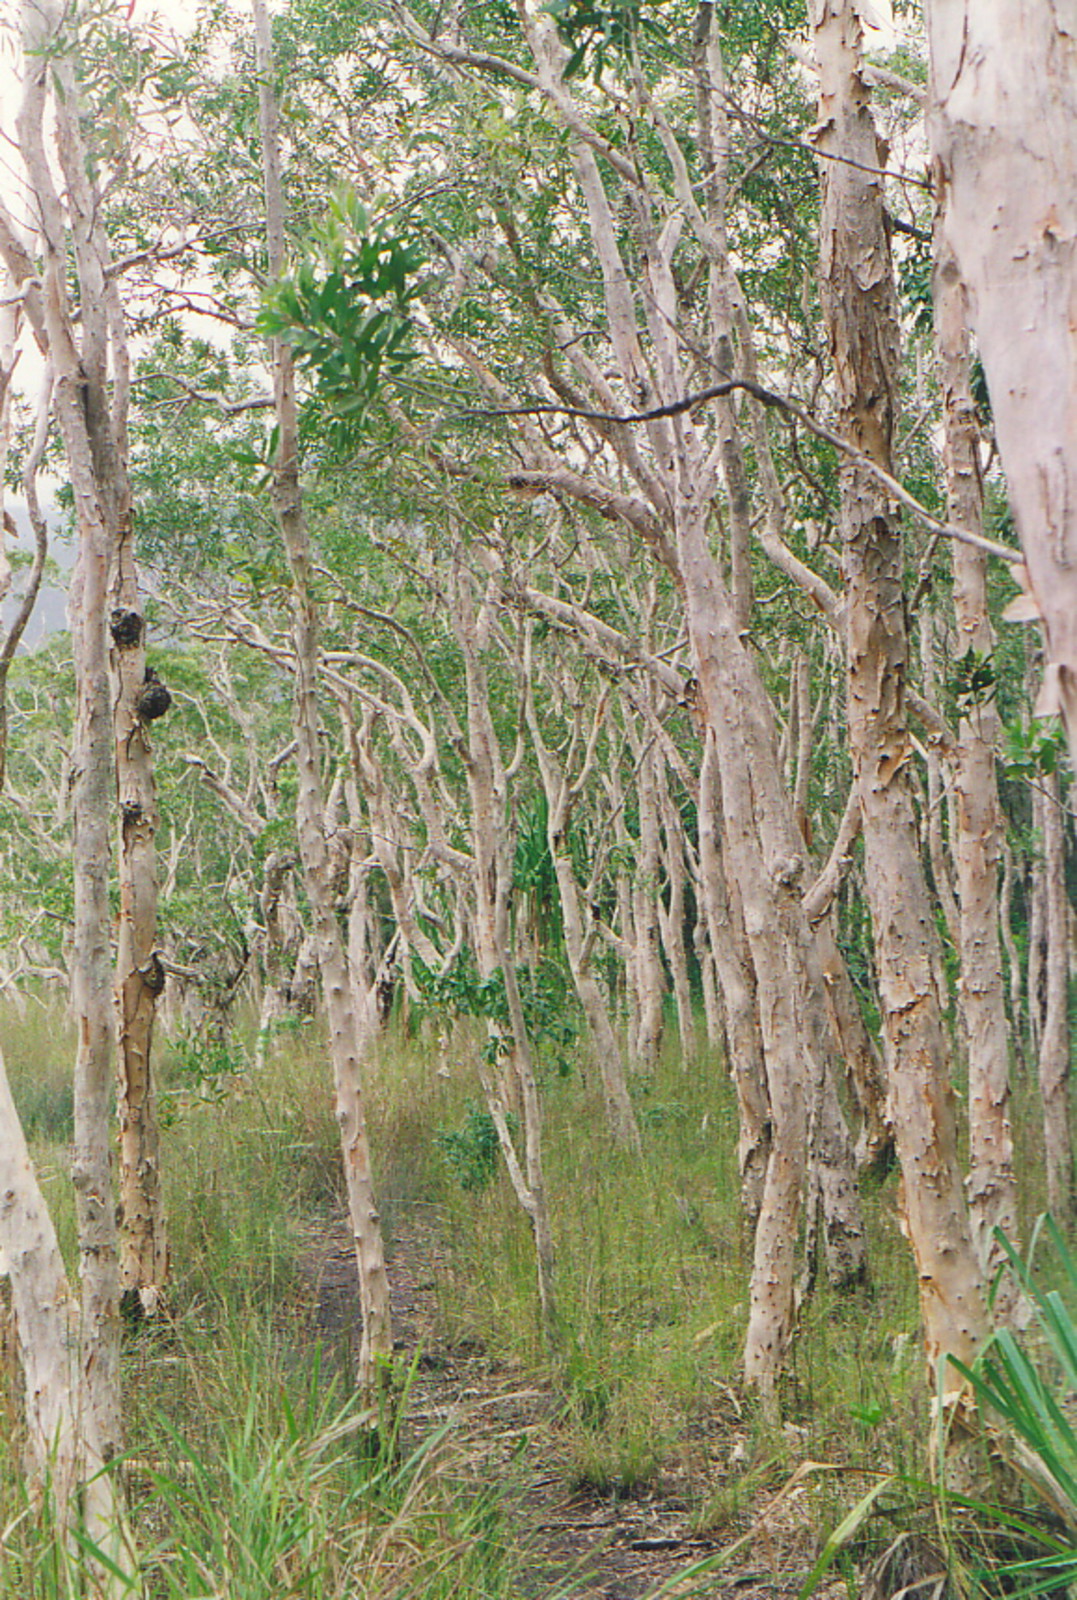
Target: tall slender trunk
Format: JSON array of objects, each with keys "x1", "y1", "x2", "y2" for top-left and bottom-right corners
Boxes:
[
  {"x1": 253, "y1": 0, "x2": 392, "y2": 1400},
  {"x1": 1039, "y1": 766, "x2": 1074, "y2": 1223},
  {"x1": 606, "y1": 758, "x2": 641, "y2": 1052},
  {"x1": 111, "y1": 576, "x2": 169, "y2": 1315},
  {"x1": 920, "y1": 606, "x2": 961, "y2": 953},
  {"x1": 814, "y1": 909, "x2": 891, "y2": 1172},
  {"x1": 693, "y1": 904, "x2": 723, "y2": 1050},
  {"x1": 999, "y1": 834, "x2": 1026, "y2": 1076},
  {"x1": 657, "y1": 757, "x2": 697, "y2": 1062},
  {"x1": 697, "y1": 731, "x2": 770, "y2": 1231},
  {"x1": 933, "y1": 209, "x2": 1019, "y2": 1308},
  {"x1": 813, "y1": 0, "x2": 988, "y2": 1392},
  {"x1": 1028, "y1": 780, "x2": 1047, "y2": 1063},
  {"x1": 5, "y1": 0, "x2": 169, "y2": 1325},
  {"x1": 631, "y1": 730, "x2": 666, "y2": 1072},
  {"x1": 254, "y1": 848, "x2": 299, "y2": 1071}
]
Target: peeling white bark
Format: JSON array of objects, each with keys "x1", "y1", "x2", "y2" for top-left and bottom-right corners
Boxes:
[
  {"x1": 813, "y1": 0, "x2": 988, "y2": 1390},
  {"x1": 926, "y1": 1, "x2": 1077, "y2": 769},
  {"x1": 933, "y1": 215, "x2": 1020, "y2": 1312}
]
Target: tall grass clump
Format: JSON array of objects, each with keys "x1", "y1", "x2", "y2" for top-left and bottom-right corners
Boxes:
[
  {"x1": 941, "y1": 1217, "x2": 1077, "y2": 1596},
  {"x1": 808, "y1": 1218, "x2": 1077, "y2": 1600},
  {"x1": 132, "y1": 1353, "x2": 524, "y2": 1600}
]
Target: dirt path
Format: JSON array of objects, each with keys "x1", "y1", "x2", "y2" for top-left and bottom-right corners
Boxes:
[{"x1": 299, "y1": 1209, "x2": 817, "y2": 1600}]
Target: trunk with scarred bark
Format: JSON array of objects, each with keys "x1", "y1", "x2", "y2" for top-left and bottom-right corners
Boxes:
[
  {"x1": 111, "y1": 575, "x2": 169, "y2": 1316},
  {"x1": 813, "y1": 0, "x2": 988, "y2": 1392},
  {"x1": 933, "y1": 213, "x2": 1020, "y2": 1311}
]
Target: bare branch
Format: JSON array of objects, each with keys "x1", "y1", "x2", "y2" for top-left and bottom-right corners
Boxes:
[{"x1": 467, "y1": 379, "x2": 1022, "y2": 566}]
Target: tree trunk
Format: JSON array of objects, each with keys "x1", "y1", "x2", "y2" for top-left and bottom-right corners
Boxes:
[
  {"x1": 0, "y1": 1044, "x2": 136, "y2": 1590},
  {"x1": 926, "y1": 1, "x2": 1077, "y2": 772},
  {"x1": 253, "y1": 0, "x2": 392, "y2": 1401},
  {"x1": 110, "y1": 588, "x2": 169, "y2": 1316},
  {"x1": 254, "y1": 848, "x2": 299, "y2": 1072},
  {"x1": 814, "y1": 910, "x2": 891, "y2": 1172},
  {"x1": 657, "y1": 757, "x2": 698, "y2": 1062},
  {"x1": 933, "y1": 210, "x2": 1020, "y2": 1310},
  {"x1": 697, "y1": 731, "x2": 770, "y2": 1231},
  {"x1": 1039, "y1": 766, "x2": 1074, "y2": 1223},
  {"x1": 693, "y1": 904, "x2": 723, "y2": 1050},
  {"x1": 813, "y1": 0, "x2": 988, "y2": 1393},
  {"x1": 632, "y1": 730, "x2": 666, "y2": 1072},
  {"x1": 0, "y1": 5, "x2": 139, "y2": 1571},
  {"x1": 1028, "y1": 780, "x2": 1048, "y2": 1062}
]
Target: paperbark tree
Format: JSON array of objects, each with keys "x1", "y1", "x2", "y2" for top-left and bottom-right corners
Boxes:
[
  {"x1": 812, "y1": 0, "x2": 988, "y2": 1391},
  {"x1": 0, "y1": 1046, "x2": 135, "y2": 1589},
  {"x1": 111, "y1": 579, "x2": 169, "y2": 1318},
  {"x1": 627, "y1": 711, "x2": 667, "y2": 1073},
  {"x1": 387, "y1": 0, "x2": 867, "y2": 1388},
  {"x1": 1, "y1": 0, "x2": 169, "y2": 1319},
  {"x1": 933, "y1": 214, "x2": 1019, "y2": 1308},
  {"x1": 656, "y1": 754, "x2": 697, "y2": 1063},
  {"x1": 253, "y1": 0, "x2": 392, "y2": 1401},
  {"x1": 698, "y1": 731, "x2": 770, "y2": 1230},
  {"x1": 51, "y1": 8, "x2": 170, "y2": 1321},
  {"x1": 0, "y1": 0, "x2": 138, "y2": 1576},
  {"x1": 926, "y1": 2, "x2": 1077, "y2": 770}
]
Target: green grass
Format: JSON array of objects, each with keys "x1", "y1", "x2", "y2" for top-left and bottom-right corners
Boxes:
[{"x1": 0, "y1": 992, "x2": 1049, "y2": 1597}]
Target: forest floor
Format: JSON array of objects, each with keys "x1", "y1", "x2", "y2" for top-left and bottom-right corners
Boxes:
[{"x1": 299, "y1": 1208, "x2": 831, "y2": 1600}]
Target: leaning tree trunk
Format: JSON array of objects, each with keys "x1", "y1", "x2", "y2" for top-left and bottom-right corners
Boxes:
[
  {"x1": 813, "y1": 0, "x2": 988, "y2": 1395},
  {"x1": 657, "y1": 756, "x2": 698, "y2": 1063},
  {"x1": 697, "y1": 730, "x2": 770, "y2": 1231},
  {"x1": 1039, "y1": 765, "x2": 1074, "y2": 1224},
  {"x1": 253, "y1": 0, "x2": 392, "y2": 1401},
  {"x1": 0, "y1": 1046, "x2": 83, "y2": 1511},
  {"x1": 926, "y1": 1, "x2": 1077, "y2": 772},
  {"x1": 933, "y1": 210, "x2": 1019, "y2": 1313},
  {"x1": 631, "y1": 729, "x2": 666, "y2": 1073}
]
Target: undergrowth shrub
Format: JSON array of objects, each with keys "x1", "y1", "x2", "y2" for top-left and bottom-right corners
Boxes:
[{"x1": 435, "y1": 1102, "x2": 508, "y2": 1193}]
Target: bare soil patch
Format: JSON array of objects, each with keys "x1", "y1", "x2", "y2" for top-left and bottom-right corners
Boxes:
[{"x1": 298, "y1": 1208, "x2": 819, "y2": 1599}]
